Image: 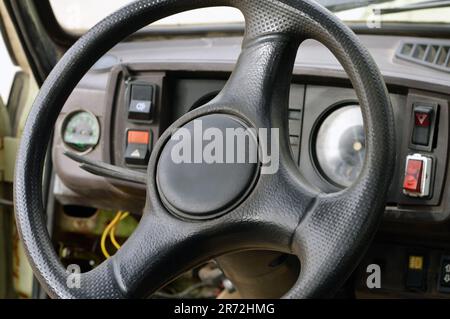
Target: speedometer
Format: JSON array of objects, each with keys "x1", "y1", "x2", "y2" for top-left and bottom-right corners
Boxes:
[
  {"x1": 62, "y1": 111, "x2": 100, "y2": 153},
  {"x1": 315, "y1": 104, "x2": 365, "y2": 188}
]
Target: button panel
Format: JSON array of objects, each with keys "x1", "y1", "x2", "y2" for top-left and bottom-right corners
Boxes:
[
  {"x1": 121, "y1": 79, "x2": 159, "y2": 169},
  {"x1": 397, "y1": 93, "x2": 449, "y2": 207}
]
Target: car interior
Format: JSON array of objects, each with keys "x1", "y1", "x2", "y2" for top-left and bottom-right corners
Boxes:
[{"x1": 1, "y1": 0, "x2": 450, "y2": 299}]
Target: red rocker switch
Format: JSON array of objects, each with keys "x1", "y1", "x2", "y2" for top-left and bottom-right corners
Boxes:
[{"x1": 403, "y1": 154, "x2": 432, "y2": 198}]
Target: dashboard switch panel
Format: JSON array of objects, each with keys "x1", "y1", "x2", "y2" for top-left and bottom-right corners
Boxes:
[
  {"x1": 403, "y1": 154, "x2": 432, "y2": 198},
  {"x1": 128, "y1": 82, "x2": 155, "y2": 121}
]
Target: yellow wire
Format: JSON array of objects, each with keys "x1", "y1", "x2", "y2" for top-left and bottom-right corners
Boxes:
[
  {"x1": 100, "y1": 212, "x2": 122, "y2": 259},
  {"x1": 110, "y1": 212, "x2": 129, "y2": 250}
]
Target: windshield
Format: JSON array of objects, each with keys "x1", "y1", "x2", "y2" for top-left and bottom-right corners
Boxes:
[
  {"x1": 0, "y1": 32, "x2": 19, "y2": 101},
  {"x1": 50, "y1": 0, "x2": 450, "y2": 35}
]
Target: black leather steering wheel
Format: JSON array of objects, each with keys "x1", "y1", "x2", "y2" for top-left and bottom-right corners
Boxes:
[{"x1": 14, "y1": 0, "x2": 395, "y2": 298}]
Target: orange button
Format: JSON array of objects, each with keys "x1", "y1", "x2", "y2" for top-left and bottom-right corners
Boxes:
[{"x1": 128, "y1": 131, "x2": 150, "y2": 145}]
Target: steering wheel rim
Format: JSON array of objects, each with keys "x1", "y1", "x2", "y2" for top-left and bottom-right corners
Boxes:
[{"x1": 14, "y1": 0, "x2": 395, "y2": 299}]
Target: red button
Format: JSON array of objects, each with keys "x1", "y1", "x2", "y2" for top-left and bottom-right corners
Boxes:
[
  {"x1": 403, "y1": 159, "x2": 423, "y2": 193},
  {"x1": 128, "y1": 131, "x2": 150, "y2": 145},
  {"x1": 415, "y1": 112, "x2": 430, "y2": 127}
]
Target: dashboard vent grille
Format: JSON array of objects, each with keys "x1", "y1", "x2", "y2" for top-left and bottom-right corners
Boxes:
[{"x1": 397, "y1": 42, "x2": 450, "y2": 73}]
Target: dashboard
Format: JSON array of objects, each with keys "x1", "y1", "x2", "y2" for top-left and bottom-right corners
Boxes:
[
  {"x1": 52, "y1": 34, "x2": 450, "y2": 220},
  {"x1": 49, "y1": 33, "x2": 450, "y2": 298}
]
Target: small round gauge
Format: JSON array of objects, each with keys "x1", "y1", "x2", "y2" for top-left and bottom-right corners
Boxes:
[
  {"x1": 62, "y1": 111, "x2": 100, "y2": 153},
  {"x1": 315, "y1": 104, "x2": 365, "y2": 188}
]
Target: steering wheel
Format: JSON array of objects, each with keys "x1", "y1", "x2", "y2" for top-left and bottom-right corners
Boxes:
[{"x1": 14, "y1": 0, "x2": 395, "y2": 298}]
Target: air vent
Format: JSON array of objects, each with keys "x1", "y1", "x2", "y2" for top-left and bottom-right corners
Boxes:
[{"x1": 397, "y1": 42, "x2": 450, "y2": 73}]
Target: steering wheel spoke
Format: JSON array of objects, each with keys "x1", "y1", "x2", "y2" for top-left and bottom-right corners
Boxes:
[{"x1": 209, "y1": 34, "x2": 300, "y2": 129}]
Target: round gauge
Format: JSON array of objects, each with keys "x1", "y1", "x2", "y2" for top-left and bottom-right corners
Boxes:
[
  {"x1": 315, "y1": 104, "x2": 365, "y2": 188},
  {"x1": 62, "y1": 111, "x2": 100, "y2": 153}
]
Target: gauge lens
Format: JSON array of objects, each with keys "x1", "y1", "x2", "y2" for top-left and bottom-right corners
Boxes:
[
  {"x1": 315, "y1": 105, "x2": 365, "y2": 187},
  {"x1": 62, "y1": 111, "x2": 100, "y2": 153}
]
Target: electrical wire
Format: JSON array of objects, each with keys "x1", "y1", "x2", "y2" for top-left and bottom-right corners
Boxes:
[
  {"x1": 101, "y1": 212, "x2": 124, "y2": 259},
  {"x1": 110, "y1": 212, "x2": 129, "y2": 250}
]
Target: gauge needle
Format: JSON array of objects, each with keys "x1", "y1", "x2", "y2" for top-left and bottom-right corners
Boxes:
[{"x1": 64, "y1": 151, "x2": 148, "y2": 185}]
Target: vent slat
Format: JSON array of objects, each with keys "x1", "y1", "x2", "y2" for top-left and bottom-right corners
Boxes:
[
  {"x1": 425, "y1": 45, "x2": 439, "y2": 63},
  {"x1": 446, "y1": 49, "x2": 450, "y2": 68},
  {"x1": 434, "y1": 46, "x2": 443, "y2": 64}
]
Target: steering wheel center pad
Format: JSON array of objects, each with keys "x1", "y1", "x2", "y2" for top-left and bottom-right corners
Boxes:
[{"x1": 157, "y1": 114, "x2": 259, "y2": 220}]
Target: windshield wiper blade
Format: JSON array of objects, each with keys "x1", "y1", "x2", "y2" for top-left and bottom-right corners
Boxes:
[
  {"x1": 318, "y1": 0, "x2": 393, "y2": 12},
  {"x1": 378, "y1": 0, "x2": 450, "y2": 15}
]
